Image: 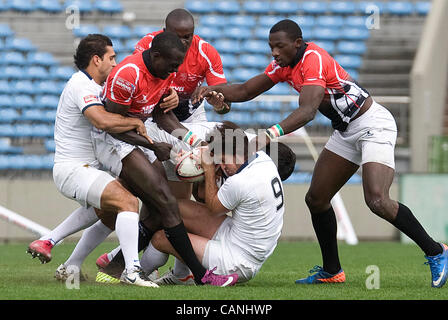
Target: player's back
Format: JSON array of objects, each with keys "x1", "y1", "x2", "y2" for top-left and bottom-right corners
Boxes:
[
  {"x1": 54, "y1": 70, "x2": 102, "y2": 164},
  {"x1": 222, "y1": 151, "x2": 284, "y2": 264}
]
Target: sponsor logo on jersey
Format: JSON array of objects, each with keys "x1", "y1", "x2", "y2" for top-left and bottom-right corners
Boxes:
[
  {"x1": 115, "y1": 77, "x2": 135, "y2": 94},
  {"x1": 83, "y1": 95, "x2": 100, "y2": 104}
]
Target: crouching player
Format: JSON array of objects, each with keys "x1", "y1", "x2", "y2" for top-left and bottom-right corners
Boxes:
[{"x1": 140, "y1": 123, "x2": 294, "y2": 284}]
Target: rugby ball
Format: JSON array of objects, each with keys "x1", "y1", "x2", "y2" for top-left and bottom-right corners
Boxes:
[{"x1": 175, "y1": 149, "x2": 205, "y2": 182}]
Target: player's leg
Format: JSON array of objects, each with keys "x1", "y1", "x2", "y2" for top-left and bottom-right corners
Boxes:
[
  {"x1": 296, "y1": 148, "x2": 358, "y2": 284},
  {"x1": 168, "y1": 181, "x2": 193, "y2": 200}
]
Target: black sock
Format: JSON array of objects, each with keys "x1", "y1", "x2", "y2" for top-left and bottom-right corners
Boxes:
[
  {"x1": 164, "y1": 222, "x2": 206, "y2": 284},
  {"x1": 137, "y1": 221, "x2": 154, "y2": 252},
  {"x1": 311, "y1": 207, "x2": 341, "y2": 274},
  {"x1": 392, "y1": 203, "x2": 442, "y2": 256}
]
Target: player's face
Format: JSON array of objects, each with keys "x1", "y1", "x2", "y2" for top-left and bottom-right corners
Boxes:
[
  {"x1": 166, "y1": 23, "x2": 194, "y2": 51},
  {"x1": 152, "y1": 49, "x2": 185, "y2": 79},
  {"x1": 97, "y1": 46, "x2": 117, "y2": 83},
  {"x1": 268, "y1": 31, "x2": 302, "y2": 67}
]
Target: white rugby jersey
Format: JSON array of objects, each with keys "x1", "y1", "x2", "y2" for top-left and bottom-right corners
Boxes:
[
  {"x1": 54, "y1": 70, "x2": 103, "y2": 164},
  {"x1": 217, "y1": 151, "x2": 284, "y2": 265}
]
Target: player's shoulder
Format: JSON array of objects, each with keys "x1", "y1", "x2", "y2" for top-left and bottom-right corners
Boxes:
[
  {"x1": 66, "y1": 70, "x2": 97, "y2": 92},
  {"x1": 302, "y1": 42, "x2": 333, "y2": 63},
  {"x1": 195, "y1": 35, "x2": 220, "y2": 56}
]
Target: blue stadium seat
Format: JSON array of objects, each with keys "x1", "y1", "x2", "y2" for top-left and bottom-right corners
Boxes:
[
  {"x1": 228, "y1": 15, "x2": 256, "y2": 28},
  {"x1": 2, "y1": 65, "x2": 26, "y2": 79},
  {"x1": 0, "y1": 80, "x2": 10, "y2": 93},
  {"x1": 6, "y1": 155, "x2": 27, "y2": 169},
  {"x1": 132, "y1": 25, "x2": 159, "y2": 38},
  {"x1": 328, "y1": 1, "x2": 357, "y2": 15},
  {"x1": 334, "y1": 54, "x2": 363, "y2": 69},
  {"x1": 3, "y1": 51, "x2": 26, "y2": 65},
  {"x1": 185, "y1": 0, "x2": 215, "y2": 14},
  {"x1": 340, "y1": 27, "x2": 370, "y2": 41},
  {"x1": 44, "y1": 139, "x2": 55, "y2": 152},
  {"x1": 13, "y1": 94, "x2": 34, "y2": 109},
  {"x1": 0, "y1": 24, "x2": 14, "y2": 38},
  {"x1": 358, "y1": 1, "x2": 386, "y2": 15},
  {"x1": 43, "y1": 110, "x2": 56, "y2": 122},
  {"x1": 242, "y1": 1, "x2": 271, "y2": 14},
  {"x1": 313, "y1": 113, "x2": 332, "y2": 126},
  {"x1": 195, "y1": 26, "x2": 220, "y2": 41},
  {"x1": 12, "y1": 80, "x2": 34, "y2": 94},
  {"x1": 312, "y1": 27, "x2": 340, "y2": 41},
  {"x1": 244, "y1": 40, "x2": 268, "y2": 54},
  {"x1": 22, "y1": 109, "x2": 44, "y2": 121},
  {"x1": 51, "y1": 66, "x2": 74, "y2": 80},
  {"x1": 270, "y1": 1, "x2": 300, "y2": 14},
  {"x1": 94, "y1": 0, "x2": 123, "y2": 14},
  {"x1": 0, "y1": 124, "x2": 15, "y2": 137},
  {"x1": 5, "y1": 37, "x2": 36, "y2": 52},
  {"x1": 239, "y1": 54, "x2": 269, "y2": 69},
  {"x1": 216, "y1": 1, "x2": 240, "y2": 14},
  {"x1": 344, "y1": 16, "x2": 367, "y2": 28},
  {"x1": 256, "y1": 100, "x2": 282, "y2": 111},
  {"x1": 232, "y1": 68, "x2": 259, "y2": 82},
  {"x1": 0, "y1": 94, "x2": 13, "y2": 108},
  {"x1": 9, "y1": 0, "x2": 35, "y2": 12},
  {"x1": 35, "y1": 95, "x2": 59, "y2": 109},
  {"x1": 284, "y1": 172, "x2": 312, "y2": 184},
  {"x1": 0, "y1": 109, "x2": 19, "y2": 123},
  {"x1": 253, "y1": 26, "x2": 271, "y2": 40},
  {"x1": 103, "y1": 25, "x2": 132, "y2": 40},
  {"x1": 73, "y1": 24, "x2": 100, "y2": 38},
  {"x1": 290, "y1": 15, "x2": 316, "y2": 28},
  {"x1": 0, "y1": 138, "x2": 23, "y2": 154},
  {"x1": 26, "y1": 65, "x2": 50, "y2": 80},
  {"x1": 64, "y1": 0, "x2": 93, "y2": 13},
  {"x1": 337, "y1": 41, "x2": 367, "y2": 55},
  {"x1": 386, "y1": 1, "x2": 414, "y2": 16},
  {"x1": 265, "y1": 83, "x2": 292, "y2": 95},
  {"x1": 200, "y1": 15, "x2": 229, "y2": 28},
  {"x1": 220, "y1": 54, "x2": 239, "y2": 69},
  {"x1": 313, "y1": 40, "x2": 335, "y2": 54},
  {"x1": 345, "y1": 68, "x2": 359, "y2": 80},
  {"x1": 36, "y1": 80, "x2": 61, "y2": 94},
  {"x1": 213, "y1": 39, "x2": 241, "y2": 54},
  {"x1": 316, "y1": 16, "x2": 344, "y2": 28},
  {"x1": 302, "y1": 1, "x2": 328, "y2": 14},
  {"x1": 28, "y1": 52, "x2": 56, "y2": 67},
  {"x1": 31, "y1": 124, "x2": 54, "y2": 138},
  {"x1": 110, "y1": 39, "x2": 124, "y2": 52},
  {"x1": 256, "y1": 15, "x2": 285, "y2": 28},
  {"x1": 415, "y1": 1, "x2": 431, "y2": 15},
  {"x1": 0, "y1": 0, "x2": 9, "y2": 11},
  {"x1": 223, "y1": 26, "x2": 252, "y2": 40},
  {"x1": 347, "y1": 174, "x2": 362, "y2": 184},
  {"x1": 36, "y1": 0, "x2": 63, "y2": 13}
]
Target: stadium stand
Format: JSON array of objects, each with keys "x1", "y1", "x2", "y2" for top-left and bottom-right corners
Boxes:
[{"x1": 0, "y1": 0, "x2": 433, "y2": 184}]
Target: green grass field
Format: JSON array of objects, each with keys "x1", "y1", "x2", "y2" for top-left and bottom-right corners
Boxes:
[{"x1": 1, "y1": 241, "x2": 448, "y2": 300}]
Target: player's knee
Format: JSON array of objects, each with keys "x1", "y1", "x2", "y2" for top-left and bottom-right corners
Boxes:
[
  {"x1": 365, "y1": 193, "x2": 389, "y2": 218},
  {"x1": 305, "y1": 191, "x2": 328, "y2": 213},
  {"x1": 117, "y1": 191, "x2": 139, "y2": 213},
  {"x1": 151, "y1": 230, "x2": 167, "y2": 250}
]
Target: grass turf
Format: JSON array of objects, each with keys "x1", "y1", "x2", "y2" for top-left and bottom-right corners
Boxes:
[{"x1": 1, "y1": 241, "x2": 447, "y2": 300}]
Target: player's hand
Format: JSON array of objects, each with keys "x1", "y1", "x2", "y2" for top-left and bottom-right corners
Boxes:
[
  {"x1": 134, "y1": 119, "x2": 153, "y2": 144},
  {"x1": 191, "y1": 86, "x2": 214, "y2": 105},
  {"x1": 153, "y1": 142, "x2": 172, "y2": 161},
  {"x1": 193, "y1": 146, "x2": 214, "y2": 172},
  {"x1": 159, "y1": 87, "x2": 179, "y2": 113},
  {"x1": 206, "y1": 91, "x2": 230, "y2": 114}
]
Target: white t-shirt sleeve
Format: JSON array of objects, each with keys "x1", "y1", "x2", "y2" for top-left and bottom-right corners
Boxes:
[
  {"x1": 74, "y1": 84, "x2": 103, "y2": 113},
  {"x1": 217, "y1": 176, "x2": 243, "y2": 211}
]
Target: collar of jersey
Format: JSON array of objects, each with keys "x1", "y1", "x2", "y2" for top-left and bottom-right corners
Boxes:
[
  {"x1": 289, "y1": 42, "x2": 308, "y2": 68},
  {"x1": 236, "y1": 153, "x2": 259, "y2": 175},
  {"x1": 80, "y1": 69, "x2": 93, "y2": 80}
]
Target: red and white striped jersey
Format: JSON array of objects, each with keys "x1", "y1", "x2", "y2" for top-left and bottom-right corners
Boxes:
[
  {"x1": 264, "y1": 42, "x2": 369, "y2": 131},
  {"x1": 134, "y1": 31, "x2": 227, "y2": 121},
  {"x1": 101, "y1": 51, "x2": 174, "y2": 120}
]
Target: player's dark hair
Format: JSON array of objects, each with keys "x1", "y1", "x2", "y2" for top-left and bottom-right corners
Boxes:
[
  {"x1": 206, "y1": 121, "x2": 249, "y2": 162},
  {"x1": 151, "y1": 31, "x2": 186, "y2": 57},
  {"x1": 165, "y1": 8, "x2": 194, "y2": 28},
  {"x1": 270, "y1": 19, "x2": 302, "y2": 41},
  {"x1": 263, "y1": 142, "x2": 296, "y2": 181},
  {"x1": 74, "y1": 34, "x2": 113, "y2": 70}
]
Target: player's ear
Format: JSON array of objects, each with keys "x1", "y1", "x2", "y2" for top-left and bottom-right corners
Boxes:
[{"x1": 294, "y1": 37, "x2": 302, "y2": 48}]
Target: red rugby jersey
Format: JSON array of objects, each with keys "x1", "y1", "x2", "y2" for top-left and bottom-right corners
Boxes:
[
  {"x1": 101, "y1": 51, "x2": 174, "y2": 120},
  {"x1": 264, "y1": 42, "x2": 369, "y2": 131},
  {"x1": 134, "y1": 31, "x2": 227, "y2": 121}
]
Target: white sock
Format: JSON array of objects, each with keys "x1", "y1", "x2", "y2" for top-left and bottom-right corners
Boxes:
[
  {"x1": 40, "y1": 206, "x2": 98, "y2": 245},
  {"x1": 140, "y1": 242, "x2": 169, "y2": 274},
  {"x1": 173, "y1": 258, "x2": 192, "y2": 278},
  {"x1": 107, "y1": 245, "x2": 122, "y2": 262},
  {"x1": 64, "y1": 220, "x2": 113, "y2": 269},
  {"x1": 115, "y1": 211, "x2": 140, "y2": 272}
]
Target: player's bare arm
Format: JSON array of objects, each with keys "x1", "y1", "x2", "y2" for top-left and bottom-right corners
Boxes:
[
  {"x1": 200, "y1": 147, "x2": 228, "y2": 216},
  {"x1": 192, "y1": 73, "x2": 275, "y2": 104}
]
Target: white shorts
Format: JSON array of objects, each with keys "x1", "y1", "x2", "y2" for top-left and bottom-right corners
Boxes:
[
  {"x1": 202, "y1": 217, "x2": 261, "y2": 283},
  {"x1": 325, "y1": 101, "x2": 397, "y2": 169},
  {"x1": 91, "y1": 128, "x2": 137, "y2": 177},
  {"x1": 53, "y1": 161, "x2": 115, "y2": 208}
]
